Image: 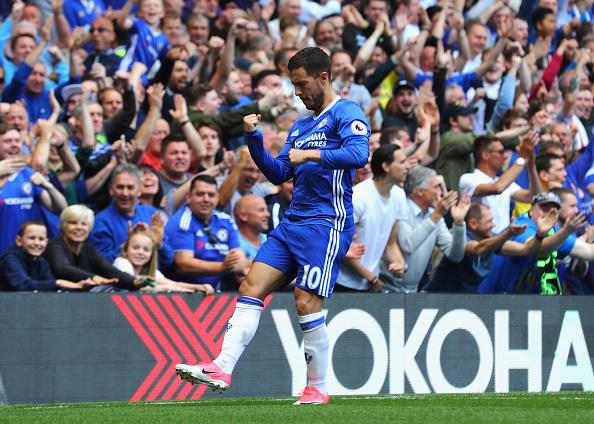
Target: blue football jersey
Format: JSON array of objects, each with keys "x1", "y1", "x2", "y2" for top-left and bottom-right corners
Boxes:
[
  {"x1": 245, "y1": 97, "x2": 369, "y2": 231},
  {"x1": 119, "y1": 18, "x2": 169, "y2": 75},
  {"x1": 0, "y1": 167, "x2": 46, "y2": 255},
  {"x1": 165, "y1": 206, "x2": 240, "y2": 286}
]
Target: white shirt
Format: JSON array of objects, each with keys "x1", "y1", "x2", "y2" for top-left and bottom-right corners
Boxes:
[
  {"x1": 336, "y1": 179, "x2": 407, "y2": 290},
  {"x1": 459, "y1": 168, "x2": 520, "y2": 234},
  {"x1": 113, "y1": 257, "x2": 164, "y2": 279}
]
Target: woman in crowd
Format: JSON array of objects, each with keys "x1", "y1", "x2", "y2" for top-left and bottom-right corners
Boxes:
[{"x1": 44, "y1": 205, "x2": 152, "y2": 292}]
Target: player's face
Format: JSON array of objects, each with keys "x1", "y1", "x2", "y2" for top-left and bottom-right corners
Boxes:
[
  {"x1": 17, "y1": 225, "x2": 48, "y2": 257},
  {"x1": 110, "y1": 172, "x2": 141, "y2": 216},
  {"x1": 187, "y1": 181, "x2": 219, "y2": 220},
  {"x1": 127, "y1": 233, "x2": 154, "y2": 268},
  {"x1": 290, "y1": 67, "x2": 326, "y2": 112}
]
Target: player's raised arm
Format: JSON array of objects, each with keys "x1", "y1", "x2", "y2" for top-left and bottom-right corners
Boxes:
[{"x1": 243, "y1": 114, "x2": 293, "y2": 185}]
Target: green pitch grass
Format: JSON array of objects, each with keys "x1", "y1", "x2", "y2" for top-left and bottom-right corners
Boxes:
[{"x1": 1, "y1": 392, "x2": 593, "y2": 423}]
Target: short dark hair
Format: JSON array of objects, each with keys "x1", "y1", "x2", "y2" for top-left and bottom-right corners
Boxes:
[
  {"x1": 527, "y1": 98, "x2": 546, "y2": 120},
  {"x1": 10, "y1": 33, "x2": 35, "y2": 51},
  {"x1": 160, "y1": 135, "x2": 188, "y2": 154},
  {"x1": 0, "y1": 124, "x2": 17, "y2": 136},
  {"x1": 540, "y1": 140, "x2": 564, "y2": 154},
  {"x1": 472, "y1": 134, "x2": 498, "y2": 164},
  {"x1": 288, "y1": 47, "x2": 332, "y2": 80},
  {"x1": 371, "y1": 144, "x2": 401, "y2": 179},
  {"x1": 379, "y1": 128, "x2": 400, "y2": 145},
  {"x1": 187, "y1": 83, "x2": 214, "y2": 105},
  {"x1": 465, "y1": 203, "x2": 487, "y2": 225},
  {"x1": 18, "y1": 220, "x2": 46, "y2": 237},
  {"x1": 536, "y1": 153, "x2": 563, "y2": 173},
  {"x1": 189, "y1": 174, "x2": 218, "y2": 192},
  {"x1": 531, "y1": 7, "x2": 555, "y2": 28},
  {"x1": 252, "y1": 69, "x2": 281, "y2": 90},
  {"x1": 550, "y1": 187, "x2": 575, "y2": 202}
]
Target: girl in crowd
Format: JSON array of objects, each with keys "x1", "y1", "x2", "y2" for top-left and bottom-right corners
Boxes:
[{"x1": 114, "y1": 227, "x2": 214, "y2": 295}]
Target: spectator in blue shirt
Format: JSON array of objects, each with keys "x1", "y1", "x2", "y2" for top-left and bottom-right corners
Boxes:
[{"x1": 89, "y1": 163, "x2": 174, "y2": 266}]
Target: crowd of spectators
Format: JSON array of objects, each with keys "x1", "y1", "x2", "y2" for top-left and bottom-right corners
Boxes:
[{"x1": 1, "y1": 0, "x2": 594, "y2": 295}]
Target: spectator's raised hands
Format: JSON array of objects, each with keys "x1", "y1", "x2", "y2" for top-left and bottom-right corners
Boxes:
[
  {"x1": 536, "y1": 209, "x2": 558, "y2": 237},
  {"x1": 518, "y1": 130, "x2": 539, "y2": 160},
  {"x1": 11, "y1": 0, "x2": 24, "y2": 21},
  {"x1": 40, "y1": 15, "x2": 53, "y2": 44},
  {"x1": 52, "y1": 0, "x2": 64, "y2": 13},
  {"x1": 146, "y1": 83, "x2": 164, "y2": 111},
  {"x1": 563, "y1": 212, "x2": 587, "y2": 234},
  {"x1": 507, "y1": 221, "x2": 528, "y2": 237},
  {"x1": 149, "y1": 212, "x2": 165, "y2": 248},
  {"x1": 450, "y1": 191, "x2": 471, "y2": 224},
  {"x1": 0, "y1": 158, "x2": 26, "y2": 178},
  {"x1": 169, "y1": 93, "x2": 189, "y2": 123},
  {"x1": 395, "y1": 5, "x2": 409, "y2": 33}
]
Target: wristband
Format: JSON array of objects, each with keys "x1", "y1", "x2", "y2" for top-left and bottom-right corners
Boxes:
[
  {"x1": 369, "y1": 276, "x2": 380, "y2": 285},
  {"x1": 179, "y1": 120, "x2": 190, "y2": 127},
  {"x1": 535, "y1": 233, "x2": 546, "y2": 241}
]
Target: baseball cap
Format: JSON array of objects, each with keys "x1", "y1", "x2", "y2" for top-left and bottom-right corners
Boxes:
[
  {"x1": 393, "y1": 80, "x2": 417, "y2": 96},
  {"x1": 61, "y1": 84, "x2": 83, "y2": 102},
  {"x1": 443, "y1": 102, "x2": 478, "y2": 123},
  {"x1": 531, "y1": 192, "x2": 561, "y2": 208}
]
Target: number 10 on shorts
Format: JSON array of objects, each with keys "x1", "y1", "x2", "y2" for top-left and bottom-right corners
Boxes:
[{"x1": 301, "y1": 264, "x2": 322, "y2": 290}]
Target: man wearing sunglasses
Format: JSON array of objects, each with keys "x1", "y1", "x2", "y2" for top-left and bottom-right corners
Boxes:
[
  {"x1": 459, "y1": 132, "x2": 541, "y2": 234},
  {"x1": 83, "y1": 17, "x2": 121, "y2": 77}
]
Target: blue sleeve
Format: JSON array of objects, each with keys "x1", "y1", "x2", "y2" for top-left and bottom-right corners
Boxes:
[
  {"x1": 166, "y1": 218, "x2": 195, "y2": 252},
  {"x1": 567, "y1": 138, "x2": 594, "y2": 186},
  {"x1": 89, "y1": 217, "x2": 119, "y2": 263},
  {"x1": 228, "y1": 223, "x2": 240, "y2": 250},
  {"x1": 0, "y1": 18, "x2": 13, "y2": 49},
  {"x1": 245, "y1": 130, "x2": 294, "y2": 185},
  {"x1": 63, "y1": 1, "x2": 79, "y2": 30},
  {"x1": 320, "y1": 103, "x2": 369, "y2": 170},
  {"x1": 0, "y1": 254, "x2": 57, "y2": 291},
  {"x1": 1, "y1": 62, "x2": 31, "y2": 102},
  {"x1": 487, "y1": 75, "x2": 515, "y2": 132},
  {"x1": 446, "y1": 72, "x2": 481, "y2": 93},
  {"x1": 558, "y1": 233, "x2": 577, "y2": 258},
  {"x1": 158, "y1": 233, "x2": 174, "y2": 267}
]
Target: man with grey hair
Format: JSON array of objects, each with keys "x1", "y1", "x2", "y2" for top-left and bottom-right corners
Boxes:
[
  {"x1": 89, "y1": 163, "x2": 174, "y2": 265},
  {"x1": 380, "y1": 166, "x2": 470, "y2": 292}
]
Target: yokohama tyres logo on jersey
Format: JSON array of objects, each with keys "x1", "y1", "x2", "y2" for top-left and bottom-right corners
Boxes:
[{"x1": 112, "y1": 294, "x2": 272, "y2": 401}]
